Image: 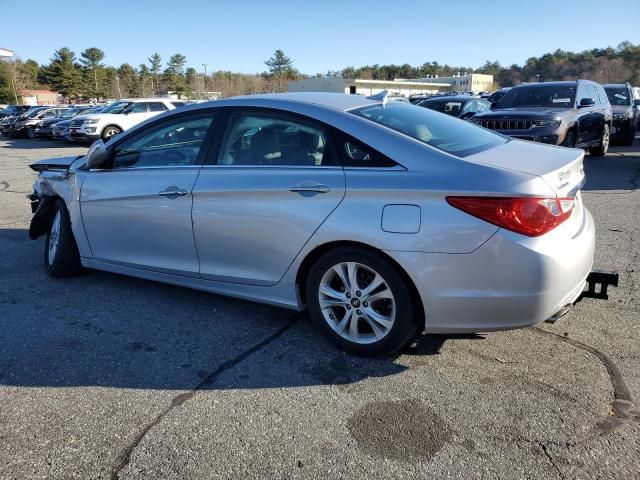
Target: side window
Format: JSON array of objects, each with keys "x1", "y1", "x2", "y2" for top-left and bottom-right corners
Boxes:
[
  {"x1": 148, "y1": 102, "x2": 169, "y2": 112},
  {"x1": 460, "y1": 100, "x2": 477, "y2": 115},
  {"x1": 340, "y1": 134, "x2": 397, "y2": 168},
  {"x1": 42, "y1": 110, "x2": 57, "y2": 118},
  {"x1": 111, "y1": 114, "x2": 215, "y2": 169},
  {"x1": 218, "y1": 113, "x2": 334, "y2": 166},
  {"x1": 171, "y1": 101, "x2": 186, "y2": 108},
  {"x1": 576, "y1": 85, "x2": 591, "y2": 105},
  {"x1": 129, "y1": 103, "x2": 148, "y2": 114},
  {"x1": 589, "y1": 86, "x2": 601, "y2": 105}
]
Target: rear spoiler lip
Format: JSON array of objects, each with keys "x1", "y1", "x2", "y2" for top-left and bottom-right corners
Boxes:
[{"x1": 566, "y1": 175, "x2": 586, "y2": 198}]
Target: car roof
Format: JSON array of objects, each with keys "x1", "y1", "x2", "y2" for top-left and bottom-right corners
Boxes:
[
  {"x1": 219, "y1": 92, "x2": 379, "y2": 112},
  {"x1": 421, "y1": 95, "x2": 477, "y2": 103},
  {"x1": 513, "y1": 80, "x2": 597, "y2": 88}
]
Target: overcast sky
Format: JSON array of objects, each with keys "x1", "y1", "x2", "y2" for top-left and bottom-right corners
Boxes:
[{"x1": 3, "y1": 0, "x2": 639, "y2": 73}]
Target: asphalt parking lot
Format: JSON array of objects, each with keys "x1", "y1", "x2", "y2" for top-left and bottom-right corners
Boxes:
[{"x1": 1, "y1": 137, "x2": 639, "y2": 480}]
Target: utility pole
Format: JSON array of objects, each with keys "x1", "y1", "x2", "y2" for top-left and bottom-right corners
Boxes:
[{"x1": 202, "y1": 63, "x2": 208, "y2": 99}]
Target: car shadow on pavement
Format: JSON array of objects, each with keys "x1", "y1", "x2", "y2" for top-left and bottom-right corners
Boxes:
[
  {"x1": 0, "y1": 228, "x2": 482, "y2": 392},
  {"x1": 582, "y1": 145, "x2": 640, "y2": 191}
]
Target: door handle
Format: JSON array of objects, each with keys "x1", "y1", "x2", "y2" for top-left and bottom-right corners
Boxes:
[
  {"x1": 158, "y1": 188, "x2": 188, "y2": 197},
  {"x1": 289, "y1": 182, "x2": 330, "y2": 194}
]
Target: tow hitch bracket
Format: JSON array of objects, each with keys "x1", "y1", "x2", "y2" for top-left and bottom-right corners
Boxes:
[{"x1": 581, "y1": 269, "x2": 619, "y2": 300}]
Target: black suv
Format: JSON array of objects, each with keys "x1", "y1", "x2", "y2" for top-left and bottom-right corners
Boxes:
[
  {"x1": 603, "y1": 82, "x2": 639, "y2": 146},
  {"x1": 472, "y1": 80, "x2": 613, "y2": 156}
]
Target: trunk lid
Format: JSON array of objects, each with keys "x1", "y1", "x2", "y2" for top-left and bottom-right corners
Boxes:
[{"x1": 466, "y1": 139, "x2": 586, "y2": 237}]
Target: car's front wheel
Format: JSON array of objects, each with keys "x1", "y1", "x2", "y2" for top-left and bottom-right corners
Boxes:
[
  {"x1": 101, "y1": 125, "x2": 121, "y2": 141},
  {"x1": 44, "y1": 200, "x2": 83, "y2": 277},
  {"x1": 28, "y1": 127, "x2": 37, "y2": 139},
  {"x1": 589, "y1": 124, "x2": 610, "y2": 157},
  {"x1": 305, "y1": 247, "x2": 420, "y2": 356}
]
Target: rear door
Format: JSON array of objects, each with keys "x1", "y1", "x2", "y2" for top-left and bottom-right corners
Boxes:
[
  {"x1": 192, "y1": 108, "x2": 346, "y2": 285},
  {"x1": 80, "y1": 110, "x2": 217, "y2": 276}
]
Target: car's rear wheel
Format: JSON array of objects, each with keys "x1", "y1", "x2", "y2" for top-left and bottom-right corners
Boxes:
[
  {"x1": 589, "y1": 124, "x2": 610, "y2": 157},
  {"x1": 101, "y1": 125, "x2": 121, "y2": 141},
  {"x1": 305, "y1": 247, "x2": 419, "y2": 356},
  {"x1": 44, "y1": 200, "x2": 83, "y2": 277}
]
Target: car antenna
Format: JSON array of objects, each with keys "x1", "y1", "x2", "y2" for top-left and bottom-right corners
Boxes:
[{"x1": 367, "y1": 89, "x2": 389, "y2": 107}]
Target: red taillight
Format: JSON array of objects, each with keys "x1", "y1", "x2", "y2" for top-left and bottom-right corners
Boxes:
[{"x1": 446, "y1": 196, "x2": 574, "y2": 237}]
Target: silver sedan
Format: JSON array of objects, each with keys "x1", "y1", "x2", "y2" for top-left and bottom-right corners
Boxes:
[{"x1": 28, "y1": 93, "x2": 594, "y2": 355}]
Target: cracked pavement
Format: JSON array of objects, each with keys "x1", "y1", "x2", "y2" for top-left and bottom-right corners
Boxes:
[{"x1": 1, "y1": 136, "x2": 639, "y2": 479}]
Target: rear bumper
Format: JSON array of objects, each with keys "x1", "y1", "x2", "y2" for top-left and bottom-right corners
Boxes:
[{"x1": 388, "y1": 207, "x2": 596, "y2": 333}]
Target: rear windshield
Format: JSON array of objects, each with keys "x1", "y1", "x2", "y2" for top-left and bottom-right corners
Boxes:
[
  {"x1": 604, "y1": 87, "x2": 631, "y2": 106},
  {"x1": 350, "y1": 102, "x2": 506, "y2": 157}
]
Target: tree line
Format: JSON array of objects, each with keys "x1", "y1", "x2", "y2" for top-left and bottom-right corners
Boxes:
[
  {"x1": 1, "y1": 42, "x2": 638, "y2": 104},
  {"x1": 0, "y1": 48, "x2": 300, "y2": 103}
]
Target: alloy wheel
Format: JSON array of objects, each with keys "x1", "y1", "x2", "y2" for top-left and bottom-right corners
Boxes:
[
  {"x1": 48, "y1": 211, "x2": 61, "y2": 266},
  {"x1": 318, "y1": 262, "x2": 396, "y2": 344},
  {"x1": 103, "y1": 127, "x2": 119, "y2": 140}
]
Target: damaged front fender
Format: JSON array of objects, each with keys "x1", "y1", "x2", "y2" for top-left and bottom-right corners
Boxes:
[{"x1": 28, "y1": 195, "x2": 58, "y2": 240}]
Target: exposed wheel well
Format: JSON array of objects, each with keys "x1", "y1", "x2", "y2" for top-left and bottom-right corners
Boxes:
[{"x1": 296, "y1": 240, "x2": 425, "y2": 326}]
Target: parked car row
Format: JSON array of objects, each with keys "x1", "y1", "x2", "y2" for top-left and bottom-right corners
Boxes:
[
  {"x1": 410, "y1": 80, "x2": 639, "y2": 154},
  {"x1": 0, "y1": 98, "x2": 189, "y2": 143}
]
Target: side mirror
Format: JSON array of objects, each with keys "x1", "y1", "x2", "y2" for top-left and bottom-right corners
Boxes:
[
  {"x1": 579, "y1": 98, "x2": 595, "y2": 108},
  {"x1": 460, "y1": 111, "x2": 476, "y2": 119},
  {"x1": 490, "y1": 102, "x2": 498, "y2": 109},
  {"x1": 634, "y1": 99, "x2": 640, "y2": 106},
  {"x1": 86, "y1": 140, "x2": 111, "y2": 170}
]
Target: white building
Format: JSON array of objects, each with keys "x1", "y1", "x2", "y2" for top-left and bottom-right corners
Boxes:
[
  {"x1": 288, "y1": 77, "x2": 451, "y2": 97},
  {"x1": 0, "y1": 47, "x2": 15, "y2": 59},
  {"x1": 412, "y1": 73, "x2": 494, "y2": 93}
]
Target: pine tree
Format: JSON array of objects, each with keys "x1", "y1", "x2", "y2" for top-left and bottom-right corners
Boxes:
[
  {"x1": 264, "y1": 49, "x2": 293, "y2": 76},
  {"x1": 80, "y1": 47, "x2": 106, "y2": 99},
  {"x1": 148, "y1": 53, "x2": 162, "y2": 95},
  {"x1": 163, "y1": 53, "x2": 189, "y2": 98},
  {"x1": 41, "y1": 48, "x2": 83, "y2": 99}
]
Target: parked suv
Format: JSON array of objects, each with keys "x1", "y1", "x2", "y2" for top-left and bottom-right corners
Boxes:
[
  {"x1": 473, "y1": 80, "x2": 613, "y2": 156},
  {"x1": 11, "y1": 107, "x2": 70, "y2": 138},
  {"x1": 603, "y1": 83, "x2": 639, "y2": 146},
  {"x1": 68, "y1": 98, "x2": 177, "y2": 142}
]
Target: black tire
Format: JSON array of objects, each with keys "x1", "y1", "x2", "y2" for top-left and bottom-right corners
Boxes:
[
  {"x1": 305, "y1": 247, "x2": 420, "y2": 356},
  {"x1": 101, "y1": 125, "x2": 121, "y2": 141},
  {"x1": 561, "y1": 130, "x2": 576, "y2": 148},
  {"x1": 44, "y1": 199, "x2": 83, "y2": 277},
  {"x1": 589, "y1": 124, "x2": 610, "y2": 157},
  {"x1": 28, "y1": 127, "x2": 37, "y2": 139}
]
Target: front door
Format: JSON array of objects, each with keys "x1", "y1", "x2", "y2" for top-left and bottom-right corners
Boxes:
[
  {"x1": 81, "y1": 112, "x2": 217, "y2": 276},
  {"x1": 192, "y1": 109, "x2": 345, "y2": 286}
]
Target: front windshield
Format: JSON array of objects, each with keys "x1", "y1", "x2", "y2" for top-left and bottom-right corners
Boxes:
[
  {"x1": 59, "y1": 109, "x2": 79, "y2": 119},
  {"x1": 101, "y1": 101, "x2": 131, "y2": 114},
  {"x1": 604, "y1": 87, "x2": 631, "y2": 106},
  {"x1": 24, "y1": 108, "x2": 46, "y2": 118},
  {"x1": 496, "y1": 85, "x2": 576, "y2": 108},
  {"x1": 351, "y1": 102, "x2": 506, "y2": 157}
]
